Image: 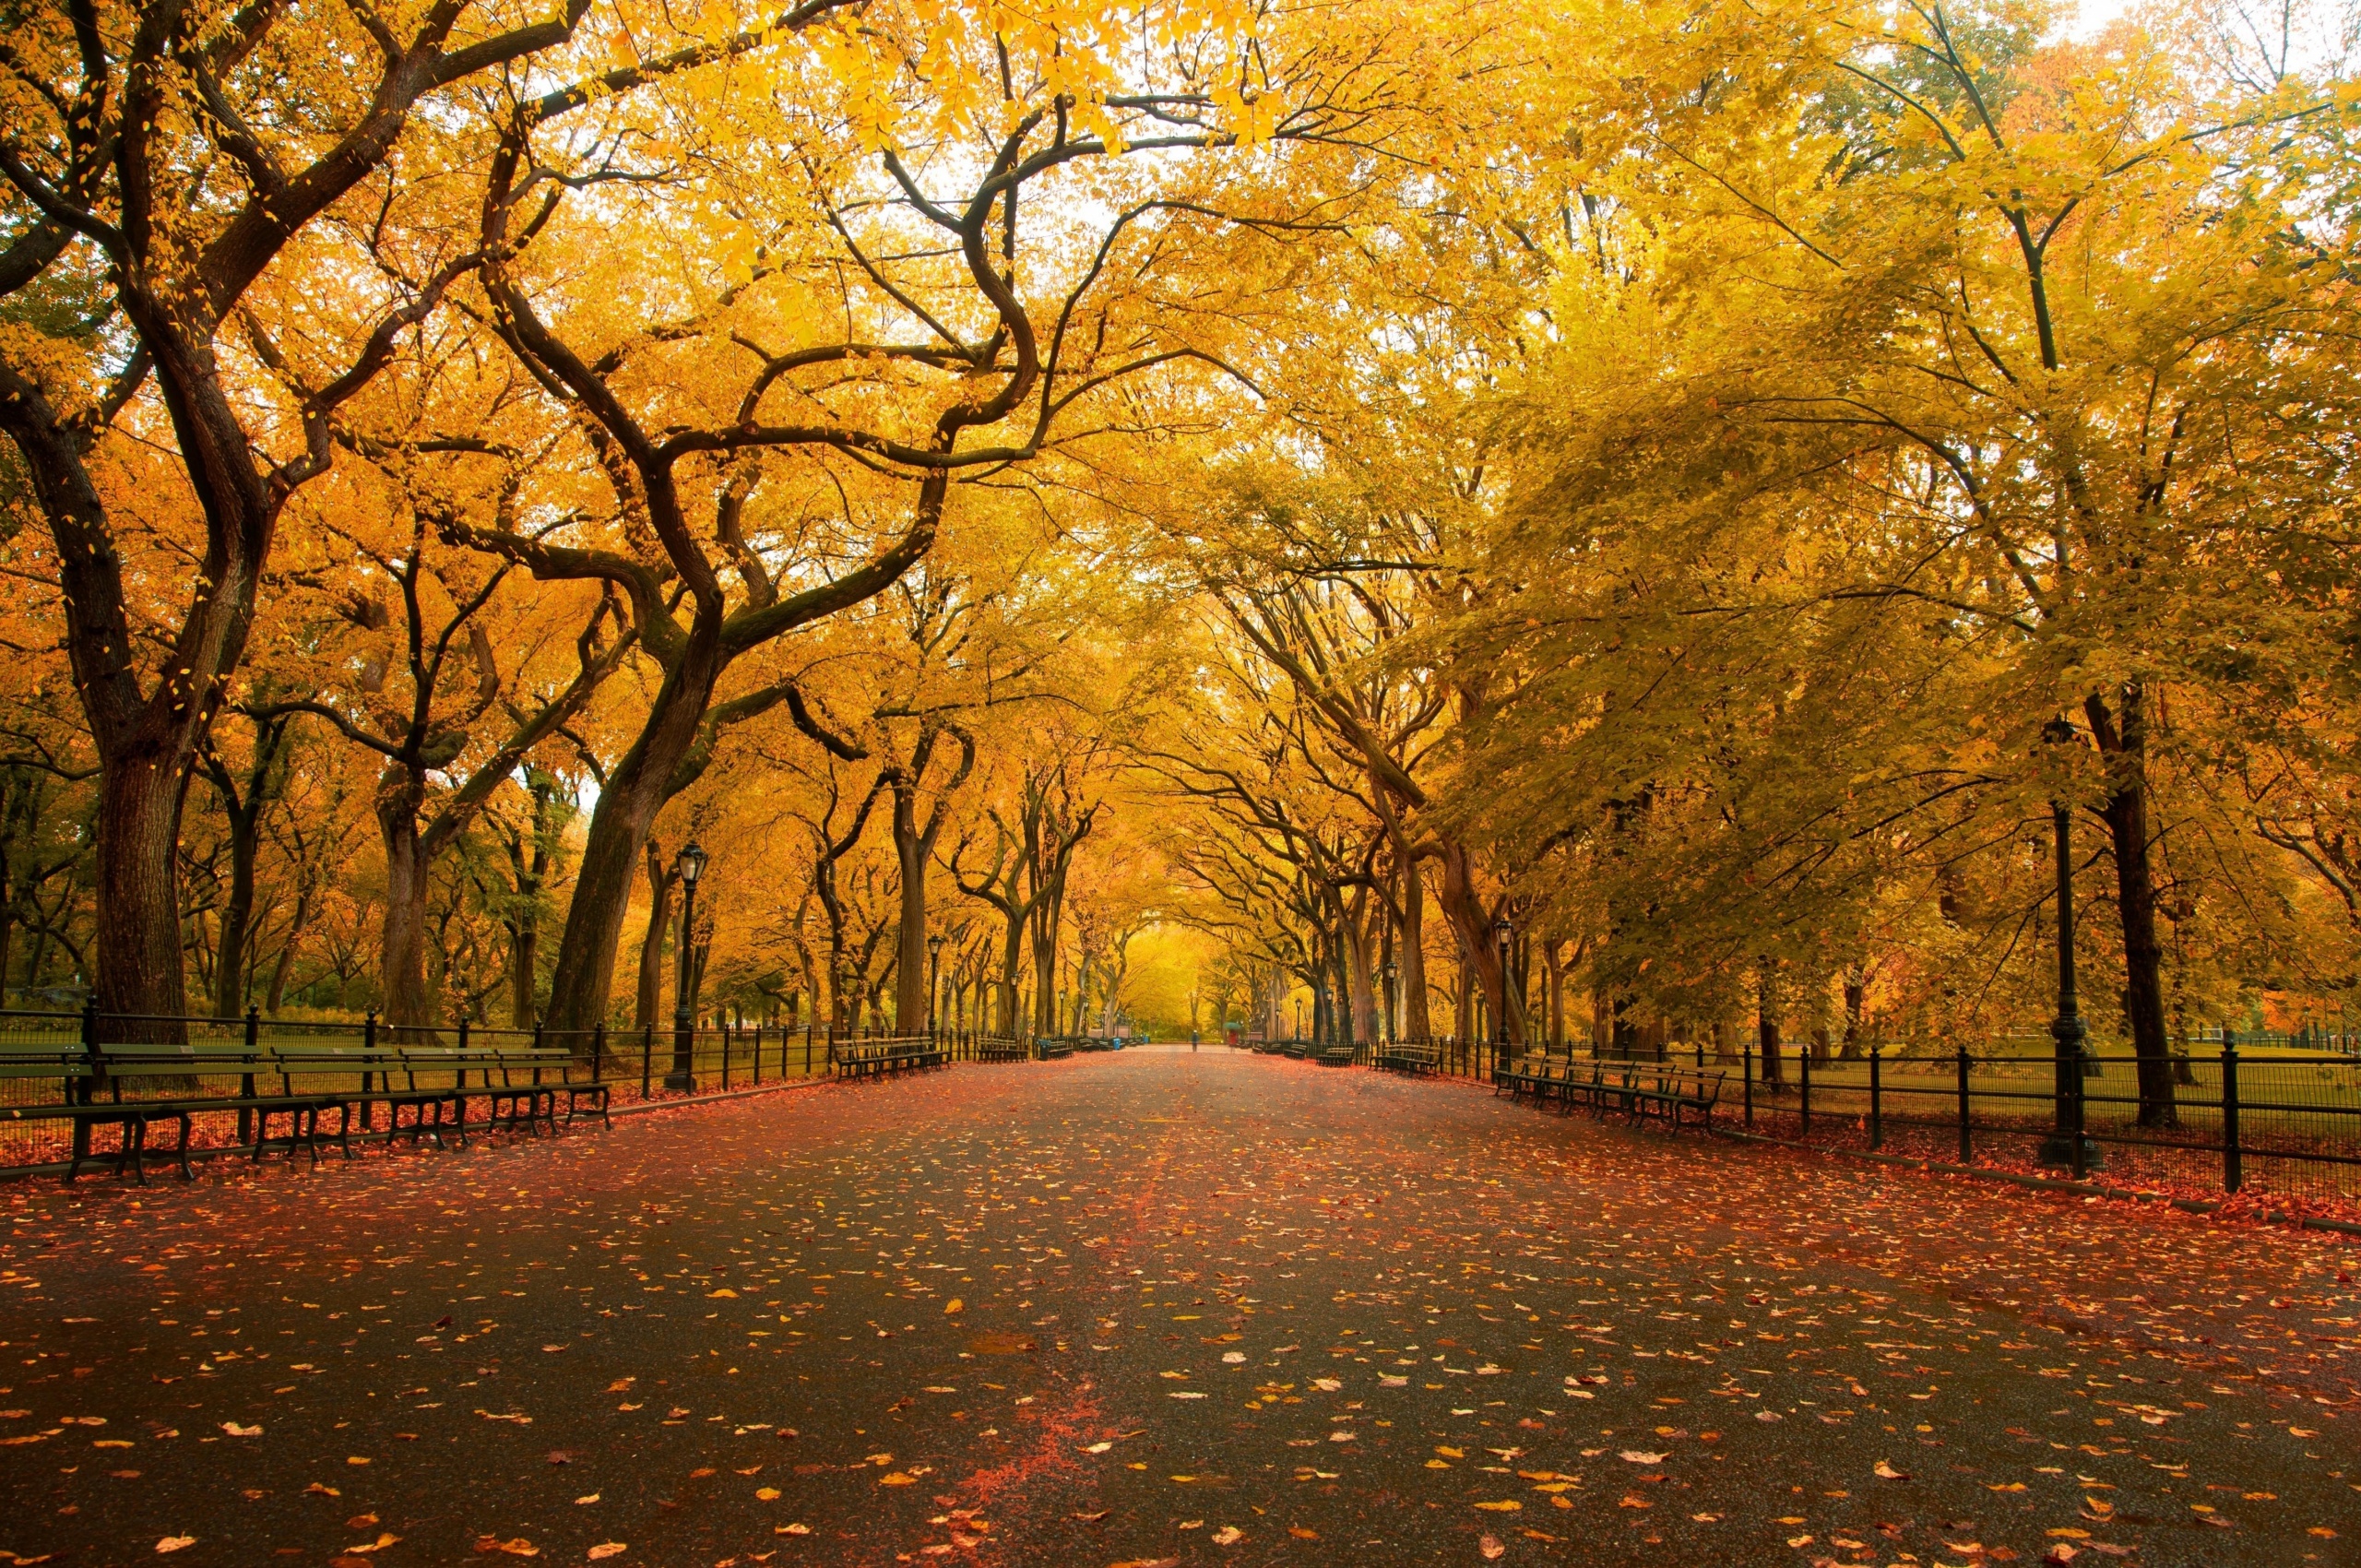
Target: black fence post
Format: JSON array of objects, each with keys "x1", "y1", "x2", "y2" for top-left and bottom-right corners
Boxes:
[
  {"x1": 1955, "y1": 1046, "x2": 1972, "y2": 1164},
  {"x1": 362, "y1": 1010, "x2": 377, "y2": 1130},
  {"x1": 1799, "y1": 1046, "x2": 1812, "y2": 1140},
  {"x1": 2222, "y1": 1030, "x2": 2242, "y2": 1194},
  {"x1": 1742, "y1": 1041, "x2": 1753, "y2": 1129},
  {"x1": 593, "y1": 1021, "x2": 608, "y2": 1086},
  {"x1": 641, "y1": 1022, "x2": 653, "y2": 1100},
  {"x1": 721, "y1": 1022, "x2": 731, "y2": 1093},
  {"x1": 239, "y1": 1004, "x2": 260, "y2": 1146},
  {"x1": 72, "y1": 1000, "x2": 99, "y2": 1169},
  {"x1": 752, "y1": 1023, "x2": 762, "y2": 1087},
  {"x1": 1869, "y1": 1045, "x2": 1882, "y2": 1151}
]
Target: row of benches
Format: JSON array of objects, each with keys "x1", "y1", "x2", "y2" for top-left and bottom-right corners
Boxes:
[
  {"x1": 1239, "y1": 1039, "x2": 1357, "y2": 1066},
  {"x1": 1, "y1": 1041, "x2": 611, "y2": 1182},
  {"x1": 1496, "y1": 1052, "x2": 1726, "y2": 1128}
]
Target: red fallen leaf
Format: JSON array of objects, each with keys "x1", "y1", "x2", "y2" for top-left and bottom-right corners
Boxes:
[
  {"x1": 1072, "y1": 1510, "x2": 1109, "y2": 1522},
  {"x1": 474, "y1": 1538, "x2": 539, "y2": 1557},
  {"x1": 545, "y1": 1451, "x2": 573, "y2": 1466},
  {"x1": 433, "y1": 1316, "x2": 453, "y2": 1329},
  {"x1": 1874, "y1": 1460, "x2": 1910, "y2": 1480}
]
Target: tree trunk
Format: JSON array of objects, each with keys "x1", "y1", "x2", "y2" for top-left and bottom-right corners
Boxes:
[
  {"x1": 635, "y1": 843, "x2": 674, "y2": 1031},
  {"x1": 1841, "y1": 969, "x2": 1866, "y2": 1059},
  {"x1": 1757, "y1": 969, "x2": 1786, "y2": 1087},
  {"x1": 511, "y1": 913, "x2": 538, "y2": 1029},
  {"x1": 93, "y1": 748, "x2": 201, "y2": 1031},
  {"x1": 2086, "y1": 684, "x2": 2176, "y2": 1127},
  {"x1": 543, "y1": 633, "x2": 725, "y2": 1033},
  {"x1": 1431, "y1": 838, "x2": 1520, "y2": 1043},
  {"x1": 379, "y1": 814, "x2": 433, "y2": 1034},
  {"x1": 893, "y1": 779, "x2": 930, "y2": 1031},
  {"x1": 1398, "y1": 853, "x2": 1432, "y2": 1038},
  {"x1": 212, "y1": 803, "x2": 260, "y2": 1018},
  {"x1": 265, "y1": 885, "x2": 311, "y2": 1015}
]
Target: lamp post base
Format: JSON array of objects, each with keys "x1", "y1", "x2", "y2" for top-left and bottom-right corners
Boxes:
[{"x1": 2037, "y1": 1134, "x2": 2104, "y2": 1170}]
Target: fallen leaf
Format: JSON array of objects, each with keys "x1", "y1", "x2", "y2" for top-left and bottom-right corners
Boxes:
[
  {"x1": 944, "y1": 1299, "x2": 964, "y2": 1314},
  {"x1": 587, "y1": 1548, "x2": 628, "y2": 1562},
  {"x1": 155, "y1": 1538, "x2": 196, "y2": 1555},
  {"x1": 1287, "y1": 1527, "x2": 1319, "y2": 1539},
  {"x1": 1474, "y1": 1501, "x2": 1523, "y2": 1513},
  {"x1": 1211, "y1": 1526, "x2": 1243, "y2": 1545},
  {"x1": 1083, "y1": 1442, "x2": 1113, "y2": 1454},
  {"x1": 757, "y1": 1487, "x2": 781, "y2": 1501},
  {"x1": 1480, "y1": 1538, "x2": 1506, "y2": 1562},
  {"x1": 1875, "y1": 1460, "x2": 1910, "y2": 1480},
  {"x1": 1619, "y1": 1451, "x2": 1667, "y2": 1465},
  {"x1": 220, "y1": 1422, "x2": 260, "y2": 1437},
  {"x1": 879, "y1": 1473, "x2": 917, "y2": 1487},
  {"x1": 477, "y1": 1538, "x2": 539, "y2": 1557}
]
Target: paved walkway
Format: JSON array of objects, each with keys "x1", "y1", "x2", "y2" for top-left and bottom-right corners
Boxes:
[{"x1": 3, "y1": 1049, "x2": 2356, "y2": 1567}]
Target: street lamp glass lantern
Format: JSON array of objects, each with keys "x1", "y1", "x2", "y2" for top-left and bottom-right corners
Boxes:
[
  {"x1": 929, "y1": 933, "x2": 945, "y2": 959},
  {"x1": 1492, "y1": 916, "x2": 1513, "y2": 953},
  {"x1": 676, "y1": 841, "x2": 708, "y2": 885}
]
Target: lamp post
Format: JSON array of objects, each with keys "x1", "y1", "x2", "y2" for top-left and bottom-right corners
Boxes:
[
  {"x1": 1492, "y1": 916, "x2": 1514, "y2": 1059},
  {"x1": 2037, "y1": 720, "x2": 2101, "y2": 1173},
  {"x1": 927, "y1": 933, "x2": 945, "y2": 1039},
  {"x1": 667, "y1": 840, "x2": 707, "y2": 1091},
  {"x1": 1381, "y1": 958, "x2": 1398, "y2": 1045}
]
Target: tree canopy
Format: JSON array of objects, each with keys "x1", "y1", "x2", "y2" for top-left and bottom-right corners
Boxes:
[{"x1": 5, "y1": 0, "x2": 2359, "y2": 1081}]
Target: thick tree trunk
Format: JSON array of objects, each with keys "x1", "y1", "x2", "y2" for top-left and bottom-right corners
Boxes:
[
  {"x1": 1431, "y1": 838, "x2": 1521, "y2": 1044},
  {"x1": 94, "y1": 750, "x2": 199, "y2": 1031},
  {"x1": 378, "y1": 794, "x2": 434, "y2": 1034},
  {"x1": 2086, "y1": 684, "x2": 2177, "y2": 1127},
  {"x1": 543, "y1": 635, "x2": 725, "y2": 1033},
  {"x1": 511, "y1": 914, "x2": 538, "y2": 1029}
]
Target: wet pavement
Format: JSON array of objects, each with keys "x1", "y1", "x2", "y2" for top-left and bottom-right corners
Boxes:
[{"x1": 3, "y1": 1046, "x2": 2357, "y2": 1567}]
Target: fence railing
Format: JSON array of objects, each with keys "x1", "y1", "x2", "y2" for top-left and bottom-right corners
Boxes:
[
  {"x1": 1471, "y1": 1033, "x2": 2358, "y2": 1204},
  {"x1": 1240, "y1": 1027, "x2": 2359, "y2": 1205}
]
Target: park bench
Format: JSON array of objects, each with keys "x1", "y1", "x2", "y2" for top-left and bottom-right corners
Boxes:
[
  {"x1": 1376, "y1": 1040, "x2": 1442, "y2": 1074},
  {"x1": 1622, "y1": 1063, "x2": 1725, "y2": 1128},
  {"x1": 975, "y1": 1039, "x2": 1030, "y2": 1063},
  {"x1": 1034, "y1": 1037, "x2": 1075, "y2": 1061},
  {"x1": 1315, "y1": 1044, "x2": 1355, "y2": 1067},
  {"x1": 1499, "y1": 1052, "x2": 1576, "y2": 1108},
  {"x1": 831, "y1": 1038, "x2": 947, "y2": 1079}
]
